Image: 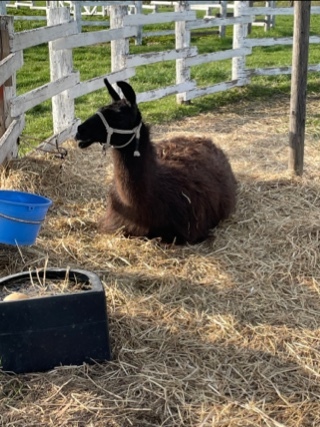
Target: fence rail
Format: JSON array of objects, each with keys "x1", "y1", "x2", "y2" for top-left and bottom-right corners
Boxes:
[{"x1": 0, "y1": 1, "x2": 320, "y2": 164}]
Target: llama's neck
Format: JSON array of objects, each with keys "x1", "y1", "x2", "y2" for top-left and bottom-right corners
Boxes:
[{"x1": 111, "y1": 123, "x2": 156, "y2": 205}]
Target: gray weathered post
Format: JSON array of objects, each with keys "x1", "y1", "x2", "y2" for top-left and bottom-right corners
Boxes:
[
  {"x1": 265, "y1": 0, "x2": 275, "y2": 31},
  {"x1": 0, "y1": 15, "x2": 19, "y2": 161},
  {"x1": 0, "y1": 2, "x2": 7, "y2": 14},
  {"x1": 0, "y1": 16, "x2": 12, "y2": 139},
  {"x1": 47, "y1": 5, "x2": 75, "y2": 134},
  {"x1": 134, "y1": 1, "x2": 143, "y2": 46},
  {"x1": 175, "y1": 1, "x2": 190, "y2": 104},
  {"x1": 219, "y1": 0, "x2": 227, "y2": 37},
  {"x1": 288, "y1": 1, "x2": 311, "y2": 176},
  {"x1": 110, "y1": 5, "x2": 128, "y2": 73},
  {"x1": 232, "y1": 1, "x2": 248, "y2": 85},
  {"x1": 71, "y1": 1, "x2": 82, "y2": 33},
  {"x1": 46, "y1": 1, "x2": 58, "y2": 8},
  {"x1": 248, "y1": 0, "x2": 253, "y2": 34}
]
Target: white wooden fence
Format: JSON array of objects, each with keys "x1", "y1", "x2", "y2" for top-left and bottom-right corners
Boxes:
[
  {"x1": 0, "y1": 1, "x2": 320, "y2": 165},
  {"x1": 4, "y1": 1, "x2": 277, "y2": 33}
]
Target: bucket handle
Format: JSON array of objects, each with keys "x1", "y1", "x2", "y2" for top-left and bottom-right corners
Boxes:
[{"x1": 0, "y1": 212, "x2": 44, "y2": 225}]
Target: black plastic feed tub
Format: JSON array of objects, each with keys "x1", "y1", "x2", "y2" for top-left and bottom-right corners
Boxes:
[{"x1": 0, "y1": 268, "x2": 111, "y2": 373}]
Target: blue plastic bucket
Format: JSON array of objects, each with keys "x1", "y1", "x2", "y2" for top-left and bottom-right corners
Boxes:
[{"x1": 0, "y1": 190, "x2": 52, "y2": 245}]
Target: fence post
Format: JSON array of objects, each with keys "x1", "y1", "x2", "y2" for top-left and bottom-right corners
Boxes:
[
  {"x1": 288, "y1": 1, "x2": 311, "y2": 176},
  {"x1": 47, "y1": 5, "x2": 75, "y2": 135},
  {"x1": 219, "y1": 1, "x2": 227, "y2": 37},
  {"x1": 247, "y1": 0, "x2": 253, "y2": 34},
  {"x1": 71, "y1": 1, "x2": 82, "y2": 33},
  {"x1": 265, "y1": 0, "x2": 275, "y2": 31},
  {"x1": 175, "y1": 1, "x2": 190, "y2": 104},
  {"x1": 232, "y1": 1, "x2": 249, "y2": 86},
  {"x1": 109, "y1": 5, "x2": 128, "y2": 74},
  {"x1": 0, "y1": 16, "x2": 12, "y2": 139},
  {"x1": 46, "y1": 1, "x2": 58, "y2": 8},
  {"x1": 134, "y1": 1, "x2": 143, "y2": 46},
  {"x1": 0, "y1": 2, "x2": 7, "y2": 14},
  {"x1": 0, "y1": 15, "x2": 19, "y2": 161}
]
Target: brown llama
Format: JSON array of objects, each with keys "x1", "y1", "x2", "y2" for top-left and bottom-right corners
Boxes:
[{"x1": 75, "y1": 79, "x2": 237, "y2": 244}]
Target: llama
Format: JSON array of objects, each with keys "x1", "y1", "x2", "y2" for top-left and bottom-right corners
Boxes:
[{"x1": 75, "y1": 79, "x2": 237, "y2": 244}]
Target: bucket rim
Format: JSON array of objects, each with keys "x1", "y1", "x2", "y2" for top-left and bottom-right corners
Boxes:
[{"x1": 0, "y1": 189, "x2": 52, "y2": 207}]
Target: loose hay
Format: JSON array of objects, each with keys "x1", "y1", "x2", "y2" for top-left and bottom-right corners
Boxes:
[{"x1": 1, "y1": 93, "x2": 320, "y2": 426}]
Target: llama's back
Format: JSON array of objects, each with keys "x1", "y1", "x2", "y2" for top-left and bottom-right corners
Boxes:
[
  {"x1": 156, "y1": 135, "x2": 232, "y2": 171},
  {"x1": 153, "y1": 135, "x2": 237, "y2": 243}
]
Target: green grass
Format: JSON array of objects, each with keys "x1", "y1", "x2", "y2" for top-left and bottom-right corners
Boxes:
[{"x1": 5, "y1": 1, "x2": 320, "y2": 148}]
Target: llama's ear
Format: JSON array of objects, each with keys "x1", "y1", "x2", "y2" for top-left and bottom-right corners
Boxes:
[
  {"x1": 104, "y1": 78, "x2": 121, "y2": 101},
  {"x1": 116, "y1": 81, "x2": 137, "y2": 106}
]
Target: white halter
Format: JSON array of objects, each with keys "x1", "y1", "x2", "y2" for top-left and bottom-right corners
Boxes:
[{"x1": 96, "y1": 111, "x2": 142, "y2": 157}]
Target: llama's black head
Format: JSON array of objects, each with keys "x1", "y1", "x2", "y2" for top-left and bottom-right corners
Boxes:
[{"x1": 75, "y1": 79, "x2": 142, "y2": 151}]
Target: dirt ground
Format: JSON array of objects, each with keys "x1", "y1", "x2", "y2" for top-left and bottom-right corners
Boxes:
[{"x1": 0, "y1": 91, "x2": 320, "y2": 426}]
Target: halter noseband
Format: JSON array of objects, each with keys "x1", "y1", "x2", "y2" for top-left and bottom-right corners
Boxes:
[{"x1": 96, "y1": 111, "x2": 142, "y2": 157}]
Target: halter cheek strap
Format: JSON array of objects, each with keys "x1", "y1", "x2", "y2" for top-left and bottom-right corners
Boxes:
[{"x1": 96, "y1": 111, "x2": 142, "y2": 157}]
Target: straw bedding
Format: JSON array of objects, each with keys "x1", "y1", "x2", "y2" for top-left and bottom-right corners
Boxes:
[{"x1": 0, "y1": 93, "x2": 320, "y2": 426}]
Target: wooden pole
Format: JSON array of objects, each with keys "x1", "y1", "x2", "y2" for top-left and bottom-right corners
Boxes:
[
  {"x1": 0, "y1": 2, "x2": 7, "y2": 14},
  {"x1": 232, "y1": 1, "x2": 248, "y2": 85},
  {"x1": 219, "y1": 1, "x2": 227, "y2": 37},
  {"x1": 0, "y1": 15, "x2": 12, "y2": 139},
  {"x1": 110, "y1": 5, "x2": 128, "y2": 73},
  {"x1": 0, "y1": 15, "x2": 20, "y2": 162},
  {"x1": 134, "y1": 1, "x2": 142, "y2": 46},
  {"x1": 175, "y1": 1, "x2": 190, "y2": 104},
  {"x1": 47, "y1": 6, "x2": 75, "y2": 135},
  {"x1": 288, "y1": 1, "x2": 311, "y2": 176}
]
